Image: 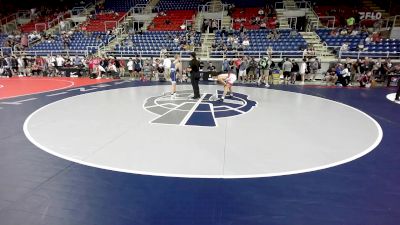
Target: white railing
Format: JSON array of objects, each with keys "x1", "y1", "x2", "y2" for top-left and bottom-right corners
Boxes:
[
  {"x1": 210, "y1": 50, "x2": 304, "y2": 59},
  {"x1": 107, "y1": 50, "x2": 197, "y2": 58},
  {"x1": 0, "y1": 13, "x2": 17, "y2": 26},
  {"x1": 35, "y1": 23, "x2": 47, "y2": 32},
  {"x1": 198, "y1": 2, "x2": 229, "y2": 13},
  {"x1": 302, "y1": 1, "x2": 335, "y2": 30},
  {"x1": 339, "y1": 50, "x2": 400, "y2": 60},
  {"x1": 47, "y1": 11, "x2": 71, "y2": 31},
  {"x1": 274, "y1": 2, "x2": 286, "y2": 10},
  {"x1": 12, "y1": 49, "x2": 91, "y2": 57},
  {"x1": 104, "y1": 21, "x2": 118, "y2": 32}
]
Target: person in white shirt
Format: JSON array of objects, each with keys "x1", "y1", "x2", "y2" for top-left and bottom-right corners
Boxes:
[
  {"x1": 258, "y1": 9, "x2": 265, "y2": 16},
  {"x1": 163, "y1": 56, "x2": 172, "y2": 80},
  {"x1": 299, "y1": 58, "x2": 307, "y2": 84},
  {"x1": 108, "y1": 62, "x2": 118, "y2": 78},
  {"x1": 242, "y1": 38, "x2": 250, "y2": 47},
  {"x1": 17, "y1": 56, "x2": 25, "y2": 76},
  {"x1": 55, "y1": 55, "x2": 65, "y2": 75},
  {"x1": 127, "y1": 58, "x2": 134, "y2": 79},
  {"x1": 341, "y1": 64, "x2": 351, "y2": 86},
  {"x1": 340, "y1": 43, "x2": 349, "y2": 52},
  {"x1": 365, "y1": 35, "x2": 372, "y2": 44}
]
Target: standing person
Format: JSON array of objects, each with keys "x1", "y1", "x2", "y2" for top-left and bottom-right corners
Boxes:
[
  {"x1": 163, "y1": 55, "x2": 172, "y2": 81},
  {"x1": 118, "y1": 58, "x2": 126, "y2": 77},
  {"x1": 222, "y1": 58, "x2": 230, "y2": 72},
  {"x1": 133, "y1": 57, "x2": 142, "y2": 80},
  {"x1": 247, "y1": 57, "x2": 258, "y2": 83},
  {"x1": 170, "y1": 62, "x2": 177, "y2": 98},
  {"x1": 299, "y1": 58, "x2": 307, "y2": 85},
  {"x1": 55, "y1": 55, "x2": 65, "y2": 76},
  {"x1": 310, "y1": 58, "x2": 320, "y2": 81},
  {"x1": 238, "y1": 56, "x2": 248, "y2": 83},
  {"x1": 187, "y1": 52, "x2": 201, "y2": 99},
  {"x1": 127, "y1": 58, "x2": 134, "y2": 79},
  {"x1": 173, "y1": 55, "x2": 182, "y2": 82},
  {"x1": 290, "y1": 59, "x2": 299, "y2": 84},
  {"x1": 282, "y1": 58, "x2": 293, "y2": 84},
  {"x1": 257, "y1": 56, "x2": 270, "y2": 87}
]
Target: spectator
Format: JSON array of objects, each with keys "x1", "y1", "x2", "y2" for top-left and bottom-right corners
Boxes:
[
  {"x1": 299, "y1": 58, "x2": 307, "y2": 85},
  {"x1": 238, "y1": 56, "x2": 248, "y2": 83},
  {"x1": 258, "y1": 8, "x2": 265, "y2": 16},
  {"x1": 324, "y1": 67, "x2": 338, "y2": 86},
  {"x1": 242, "y1": 38, "x2": 250, "y2": 48},
  {"x1": 127, "y1": 58, "x2": 134, "y2": 79},
  {"x1": 282, "y1": 58, "x2": 293, "y2": 84}
]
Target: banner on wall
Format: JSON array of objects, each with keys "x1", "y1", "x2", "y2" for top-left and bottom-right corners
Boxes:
[{"x1": 359, "y1": 12, "x2": 382, "y2": 20}]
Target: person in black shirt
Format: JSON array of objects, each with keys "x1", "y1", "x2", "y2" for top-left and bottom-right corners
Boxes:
[{"x1": 187, "y1": 52, "x2": 201, "y2": 99}]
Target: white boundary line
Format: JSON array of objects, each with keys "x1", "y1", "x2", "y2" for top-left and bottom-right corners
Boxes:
[
  {"x1": 0, "y1": 79, "x2": 75, "y2": 100},
  {"x1": 386, "y1": 93, "x2": 400, "y2": 105},
  {"x1": 23, "y1": 85, "x2": 383, "y2": 179}
]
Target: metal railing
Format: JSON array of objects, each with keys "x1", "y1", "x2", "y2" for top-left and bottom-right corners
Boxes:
[
  {"x1": 197, "y1": 2, "x2": 229, "y2": 13},
  {"x1": 10, "y1": 49, "x2": 92, "y2": 57},
  {"x1": 0, "y1": 13, "x2": 17, "y2": 26},
  {"x1": 210, "y1": 50, "x2": 304, "y2": 59},
  {"x1": 339, "y1": 50, "x2": 400, "y2": 60},
  {"x1": 274, "y1": 2, "x2": 286, "y2": 10},
  {"x1": 34, "y1": 23, "x2": 47, "y2": 32},
  {"x1": 107, "y1": 50, "x2": 196, "y2": 58}
]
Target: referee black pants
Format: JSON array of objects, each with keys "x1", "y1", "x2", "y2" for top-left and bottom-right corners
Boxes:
[
  {"x1": 191, "y1": 72, "x2": 200, "y2": 98},
  {"x1": 395, "y1": 79, "x2": 400, "y2": 100}
]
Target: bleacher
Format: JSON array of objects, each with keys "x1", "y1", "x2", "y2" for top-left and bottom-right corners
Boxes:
[
  {"x1": 105, "y1": 0, "x2": 149, "y2": 12},
  {"x1": 211, "y1": 29, "x2": 307, "y2": 58},
  {"x1": 20, "y1": 12, "x2": 71, "y2": 33},
  {"x1": 81, "y1": 13, "x2": 125, "y2": 32},
  {"x1": 148, "y1": 10, "x2": 195, "y2": 31},
  {"x1": 157, "y1": 0, "x2": 203, "y2": 11},
  {"x1": 231, "y1": 7, "x2": 277, "y2": 30},
  {"x1": 27, "y1": 32, "x2": 113, "y2": 56},
  {"x1": 113, "y1": 31, "x2": 201, "y2": 57},
  {"x1": 316, "y1": 28, "x2": 399, "y2": 58}
]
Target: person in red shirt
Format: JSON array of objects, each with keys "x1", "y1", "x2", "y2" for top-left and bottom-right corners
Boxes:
[{"x1": 234, "y1": 57, "x2": 241, "y2": 76}]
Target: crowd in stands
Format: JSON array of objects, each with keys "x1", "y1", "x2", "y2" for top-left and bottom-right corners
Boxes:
[
  {"x1": 324, "y1": 57, "x2": 400, "y2": 87},
  {"x1": 228, "y1": 3, "x2": 278, "y2": 30}
]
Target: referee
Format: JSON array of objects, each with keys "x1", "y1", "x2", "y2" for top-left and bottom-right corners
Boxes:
[{"x1": 187, "y1": 52, "x2": 201, "y2": 99}]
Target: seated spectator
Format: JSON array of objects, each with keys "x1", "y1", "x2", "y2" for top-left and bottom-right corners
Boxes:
[
  {"x1": 372, "y1": 32, "x2": 382, "y2": 43},
  {"x1": 258, "y1": 8, "x2": 265, "y2": 16},
  {"x1": 357, "y1": 41, "x2": 365, "y2": 51},
  {"x1": 339, "y1": 28, "x2": 348, "y2": 35},
  {"x1": 350, "y1": 29, "x2": 359, "y2": 36},
  {"x1": 242, "y1": 38, "x2": 250, "y2": 47},
  {"x1": 365, "y1": 35, "x2": 373, "y2": 44},
  {"x1": 359, "y1": 71, "x2": 372, "y2": 87},
  {"x1": 324, "y1": 67, "x2": 338, "y2": 85},
  {"x1": 330, "y1": 29, "x2": 339, "y2": 36},
  {"x1": 260, "y1": 21, "x2": 267, "y2": 29},
  {"x1": 340, "y1": 42, "x2": 349, "y2": 52}
]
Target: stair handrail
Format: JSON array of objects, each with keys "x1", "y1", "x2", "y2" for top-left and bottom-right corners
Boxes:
[{"x1": 0, "y1": 13, "x2": 17, "y2": 26}]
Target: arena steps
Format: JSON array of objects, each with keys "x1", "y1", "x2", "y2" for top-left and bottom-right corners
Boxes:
[{"x1": 300, "y1": 31, "x2": 336, "y2": 59}]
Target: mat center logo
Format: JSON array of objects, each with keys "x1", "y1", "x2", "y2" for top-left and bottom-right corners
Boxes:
[{"x1": 143, "y1": 89, "x2": 257, "y2": 127}]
